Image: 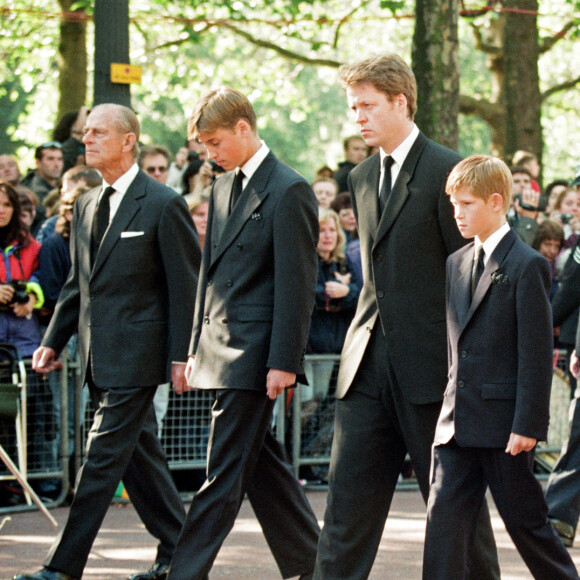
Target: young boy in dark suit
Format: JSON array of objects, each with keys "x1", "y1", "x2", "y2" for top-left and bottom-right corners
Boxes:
[{"x1": 422, "y1": 154, "x2": 579, "y2": 580}]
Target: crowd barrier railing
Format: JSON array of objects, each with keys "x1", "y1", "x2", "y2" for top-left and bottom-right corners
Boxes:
[{"x1": 2, "y1": 348, "x2": 573, "y2": 515}]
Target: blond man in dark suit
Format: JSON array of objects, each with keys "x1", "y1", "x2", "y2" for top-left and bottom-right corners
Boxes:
[{"x1": 168, "y1": 87, "x2": 320, "y2": 580}]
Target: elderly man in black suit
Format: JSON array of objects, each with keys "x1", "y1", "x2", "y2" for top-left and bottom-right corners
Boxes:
[
  {"x1": 15, "y1": 104, "x2": 201, "y2": 580},
  {"x1": 167, "y1": 87, "x2": 320, "y2": 580},
  {"x1": 313, "y1": 54, "x2": 499, "y2": 579}
]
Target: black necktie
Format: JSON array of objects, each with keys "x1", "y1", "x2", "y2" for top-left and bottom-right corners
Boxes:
[
  {"x1": 379, "y1": 155, "x2": 395, "y2": 212},
  {"x1": 91, "y1": 186, "x2": 115, "y2": 265},
  {"x1": 229, "y1": 170, "x2": 245, "y2": 214},
  {"x1": 471, "y1": 246, "x2": 485, "y2": 298}
]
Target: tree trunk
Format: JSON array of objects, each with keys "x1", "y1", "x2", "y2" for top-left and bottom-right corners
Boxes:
[
  {"x1": 56, "y1": 0, "x2": 88, "y2": 122},
  {"x1": 502, "y1": 0, "x2": 542, "y2": 165},
  {"x1": 412, "y1": 0, "x2": 459, "y2": 150}
]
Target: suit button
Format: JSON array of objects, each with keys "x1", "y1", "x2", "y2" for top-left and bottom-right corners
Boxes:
[
  {"x1": 376, "y1": 290, "x2": 384, "y2": 298},
  {"x1": 461, "y1": 350, "x2": 468, "y2": 358},
  {"x1": 207, "y1": 280, "x2": 213, "y2": 286},
  {"x1": 226, "y1": 280, "x2": 233, "y2": 287},
  {"x1": 375, "y1": 254, "x2": 383, "y2": 262},
  {"x1": 458, "y1": 381, "x2": 465, "y2": 388},
  {"x1": 221, "y1": 318, "x2": 228, "y2": 324},
  {"x1": 204, "y1": 316, "x2": 210, "y2": 324},
  {"x1": 237, "y1": 243, "x2": 243, "y2": 250}
]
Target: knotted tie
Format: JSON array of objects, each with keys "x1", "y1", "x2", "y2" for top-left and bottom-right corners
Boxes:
[
  {"x1": 91, "y1": 186, "x2": 115, "y2": 265},
  {"x1": 471, "y1": 246, "x2": 485, "y2": 299},
  {"x1": 379, "y1": 155, "x2": 395, "y2": 212},
  {"x1": 229, "y1": 170, "x2": 245, "y2": 214}
]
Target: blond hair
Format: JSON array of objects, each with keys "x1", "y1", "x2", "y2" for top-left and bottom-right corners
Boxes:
[
  {"x1": 318, "y1": 208, "x2": 346, "y2": 262},
  {"x1": 338, "y1": 53, "x2": 417, "y2": 120},
  {"x1": 188, "y1": 87, "x2": 257, "y2": 139},
  {"x1": 446, "y1": 155, "x2": 512, "y2": 213}
]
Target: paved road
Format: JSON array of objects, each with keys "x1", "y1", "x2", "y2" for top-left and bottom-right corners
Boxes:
[{"x1": 2, "y1": 488, "x2": 580, "y2": 579}]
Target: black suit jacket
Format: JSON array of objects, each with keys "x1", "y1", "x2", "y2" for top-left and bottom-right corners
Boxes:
[
  {"x1": 337, "y1": 131, "x2": 465, "y2": 403},
  {"x1": 189, "y1": 151, "x2": 319, "y2": 391},
  {"x1": 436, "y1": 229, "x2": 553, "y2": 448},
  {"x1": 42, "y1": 169, "x2": 201, "y2": 387}
]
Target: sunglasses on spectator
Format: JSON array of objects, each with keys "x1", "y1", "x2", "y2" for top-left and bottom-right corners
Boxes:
[
  {"x1": 145, "y1": 166, "x2": 169, "y2": 174},
  {"x1": 39, "y1": 141, "x2": 63, "y2": 150}
]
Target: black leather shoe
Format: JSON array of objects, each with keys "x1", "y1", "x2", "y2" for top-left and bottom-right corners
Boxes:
[
  {"x1": 128, "y1": 562, "x2": 170, "y2": 580},
  {"x1": 550, "y1": 518, "x2": 575, "y2": 547},
  {"x1": 14, "y1": 569, "x2": 78, "y2": 580}
]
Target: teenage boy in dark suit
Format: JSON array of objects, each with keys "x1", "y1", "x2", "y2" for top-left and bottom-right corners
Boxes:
[{"x1": 423, "y1": 154, "x2": 579, "y2": 580}]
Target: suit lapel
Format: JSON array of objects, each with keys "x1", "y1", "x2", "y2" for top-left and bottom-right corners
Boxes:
[
  {"x1": 209, "y1": 152, "x2": 275, "y2": 269},
  {"x1": 452, "y1": 243, "x2": 474, "y2": 327},
  {"x1": 373, "y1": 132, "x2": 428, "y2": 249},
  {"x1": 91, "y1": 171, "x2": 145, "y2": 278},
  {"x1": 460, "y1": 228, "x2": 517, "y2": 332},
  {"x1": 210, "y1": 172, "x2": 234, "y2": 247},
  {"x1": 355, "y1": 155, "x2": 381, "y2": 242}
]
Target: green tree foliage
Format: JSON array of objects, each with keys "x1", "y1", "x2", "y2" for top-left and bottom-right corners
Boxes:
[{"x1": 1, "y1": 1, "x2": 579, "y2": 181}]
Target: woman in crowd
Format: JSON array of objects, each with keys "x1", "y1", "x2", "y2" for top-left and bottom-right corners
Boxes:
[
  {"x1": 551, "y1": 187, "x2": 580, "y2": 253},
  {"x1": 182, "y1": 158, "x2": 215, "y2": 199},
  {"x1": 532, "y1": 219, "x2": 565, "y2": 300},
  {"x1": 299, "y1": 209, "x2": 360, "y2": 481},
  {"x1": 187, "y1": 189, "x2": 210, "y2": 252},
  {"x1": 0, "y1": 181, "x2": 44, "y2": 356},
  {"x1": 306, "y1": 208, "x2": 360, "y2": 389}
]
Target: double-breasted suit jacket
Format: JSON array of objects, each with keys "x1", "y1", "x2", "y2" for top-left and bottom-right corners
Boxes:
[
  {"x1": 43, "y1": 169, "x2": 200, "y2": 386},
  {"x1": 436, "y1": 228, "x2": 553, "y2": 448},
  {"x1": 337, "y1": 131, "x2": 465, "y2": 403},
  {"x1": 189, "y1": 151, "x2": 319, "y2": 390}
]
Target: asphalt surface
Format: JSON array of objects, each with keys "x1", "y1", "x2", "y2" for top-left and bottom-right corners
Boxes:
[{"x1": 2, "y1": 488, "x2": 580, "y2": 579}]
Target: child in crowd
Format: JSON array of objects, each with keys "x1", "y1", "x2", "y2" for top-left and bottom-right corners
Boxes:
[{"x1": 422, "y1": 155, "x2": 579, "y2": 580}]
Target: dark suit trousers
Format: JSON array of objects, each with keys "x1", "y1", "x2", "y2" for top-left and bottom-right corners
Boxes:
[
  {"x1": 314, "y1": 328, "x2": 499, "y2": 580},
  {"x1": 546, "y1": 385, "x2": 580, "y2": 531},
  {"x1": 424, "y1": 440, "x2": 579, "y2": 580},
  {"x1": 168, "y1": 389, "x2": 320, "y2": 580},
  {"x1": 44, "y1": 382, "x2": 185, "y2": 578}
]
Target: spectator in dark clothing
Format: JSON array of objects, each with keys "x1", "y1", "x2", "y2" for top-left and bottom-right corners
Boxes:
[
  {"x1": 35, "y1": 165, "x2": 102, "y2": 244},
  {"x1": 533, "y1": 219, "x2": 565, "y2": 301},
  {"x1": 330, "y1": 192, "x2": 362, "y2": 286},
  {"x1": 21, "y1": 142, "x2": 63, "y2": 203},
  {"x1": 333, "y1": 135, "x2": 367, "y2": 193},
  {"x1": 52, "y1": 107, "x2": 89, "y2": 173},
  {"x1": 552, "y1": 236, "x2": 580, "y2": 396}
]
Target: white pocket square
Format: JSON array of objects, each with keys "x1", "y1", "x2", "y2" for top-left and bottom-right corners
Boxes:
[{"x1": 120, "y1": 231, "x2": 144, "y2": 238}]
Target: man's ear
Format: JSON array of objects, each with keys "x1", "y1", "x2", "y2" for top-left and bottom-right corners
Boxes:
[
  {"x1": 123, "y1": 132, "x2": 137, "y2": 152},
  {"x1": 237, "y1": 119, "x2": 251, "y2": 137}
]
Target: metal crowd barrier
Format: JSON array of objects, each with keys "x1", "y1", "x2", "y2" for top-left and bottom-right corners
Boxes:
[
  {"x1": 0, "y1": 351, "x2": 80, "y2": 514},
  {"x1": 2, "y1": 348, "x2": 574, "y2": 515}
]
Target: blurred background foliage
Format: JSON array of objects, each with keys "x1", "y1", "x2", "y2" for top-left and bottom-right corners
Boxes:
[{"x1": 0, "y1": 0, "x2": 579, "y2": 182}]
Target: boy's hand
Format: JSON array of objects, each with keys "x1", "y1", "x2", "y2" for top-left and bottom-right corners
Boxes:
[
  {"x1": 571, "y1": 350, "x2": 579, "y2": 379},
  {"x1": 505, "y1": 433, "x2": 537, "y2": 455}
]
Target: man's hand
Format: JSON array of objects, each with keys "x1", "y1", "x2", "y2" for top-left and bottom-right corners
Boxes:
[
  {"x1": 571, "y1": 350, "x2": 580, "y2": 379},
  {"x1": 171, "y1": 362, "x2": 188, "y2": 395},
  {"x1": 505, "y1": 433, "x2": 537, "y2": 455},
  {"x1": 32, "y1": 346, "x2": 63, "y2": 374},
  {"x1": 266, "y1": 369, "x2": 296, "y2": 400},
  {"x1": 173, "y1": 356, "x2": 195, "y2": 395}
]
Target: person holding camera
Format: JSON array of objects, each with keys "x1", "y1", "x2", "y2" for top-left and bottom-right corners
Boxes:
[
  {"x1": 509, "y1": 165, "x2": 542, "y2": 246},
  {"x1": 0, "y1": 181, "x2": 44, "y2": 355}
]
